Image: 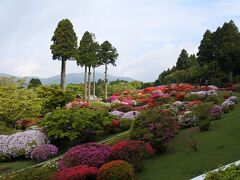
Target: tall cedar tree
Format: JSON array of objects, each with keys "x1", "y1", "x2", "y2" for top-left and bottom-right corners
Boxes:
[
  {"x1": 77, "y1": 31, "x2": 98, "y2": 102},
  {"x1": 99, "y1": 41, "x2": 118, "y2": 101},
  {"x1": 176, "y1": 49, "x2": 189, "y2": 70},
  {"x1": 50, "y1": 19, "x2": 77, "y2": 90},
  {"x1": 197, "y1": 30, "x2": 214, "y2": 66}
]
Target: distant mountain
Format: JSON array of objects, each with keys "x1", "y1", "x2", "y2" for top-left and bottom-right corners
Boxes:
[{"x1": 0, "y1": 73, "x2": 136, "y2": 85}]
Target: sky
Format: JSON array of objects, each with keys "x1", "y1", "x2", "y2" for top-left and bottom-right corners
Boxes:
[{"x1": 1, "y1": 0, "x2": 240, "y2": 82}]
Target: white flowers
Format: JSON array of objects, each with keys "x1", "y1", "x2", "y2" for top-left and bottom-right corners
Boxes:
[
  {"x1": 221, "y1": 96, "x2": 238, "y2": 112},
  {"x1": 190, "y1": 90, "x2": 217, "y2": 98},
  {"x1": 0, "y1": 130, "x2": 49, "y2": 161}
]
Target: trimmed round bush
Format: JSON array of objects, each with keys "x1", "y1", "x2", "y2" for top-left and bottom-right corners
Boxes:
[
  {"x1": 111, "y1": 140, "x2": 154, "y2": 171},
  {"x1": 60, "y1": 143, "x2": 112, "y2": 169},
  {"x1": 51, "y1": 165, "x2": 97, "y2": 180},
  {"x1": 30, "y1": 144, "x2": 58, "y2": 161},
  {"x1": 209, "y1": 105, "x2": 222, "y2": 120},
  {"x1": 97, "y1": 160, "x2": 135, "y2": 180}
]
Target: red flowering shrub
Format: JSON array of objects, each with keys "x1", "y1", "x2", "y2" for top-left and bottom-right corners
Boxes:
[
  {"x1": 51, "y1": 165, "x2": 97, "y2": 180},
  {"x1": 65, "y1": 100, "x2": 89, "y2": 109},
  {"x1": 97, "y1": 160, "x2": 135, "y2": 180},
  {"x1": 111, "y1": 140, "x2": 154, "y2": 171},
  {"x1": 143, "y1": 87, "x2": 155, "y2": 94},
  {"x1": 188, "y1": 100, "x2": 203, "y2": 107},
  {"x1": 176, "y1": 93, "x2": 185, "y2": 101},
  {"x1": 60, "y1": 143, "x2": 112, "y2": 169}
]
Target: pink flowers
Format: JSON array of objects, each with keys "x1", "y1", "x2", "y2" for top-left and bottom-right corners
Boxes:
[
  {"x1": 60, "y1": 143, "x2": 112, "y2": 169},
  {"x1": 30, "y1": 144, "x2": 58, "y2": 161}
]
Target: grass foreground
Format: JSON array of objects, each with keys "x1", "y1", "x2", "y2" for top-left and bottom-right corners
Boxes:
[{"x1": 137, "y1": 93, "x2": 240, "y2": 180}]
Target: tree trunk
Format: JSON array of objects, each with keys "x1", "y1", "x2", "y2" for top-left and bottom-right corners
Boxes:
[
  {"x1": 84, "y1": 66, "x2": 87, "y2": 101},
  {"x1": 104, "y1": 64, "x2": 108, "y2": 101},
  {"x1": 87, "y1": 66, "x2": 91, "y2": 102},
  {"x1": 61, "y1": 59, "x2": 66, "y2": 90},
  {"x1": 229, "y1": 70, "x2": 233, "y2": 82},
  {"x1": 93, "y1": 67, "x2": 96, "y2": 100}
]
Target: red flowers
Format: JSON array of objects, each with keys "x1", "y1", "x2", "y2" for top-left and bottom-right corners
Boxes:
[
  {"x1": 111, "y1": 140, "x2": 154, "y2": 171},
  {"x1": 176, "y1": 93, "x2": 185, "y2": 101},
  {"x1": 51, "y1": 165, "x2": 97, "y2": 180}
]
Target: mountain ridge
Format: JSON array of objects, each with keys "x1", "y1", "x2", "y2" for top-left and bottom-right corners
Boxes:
[{"x1": 0, "y1": 73, "x2": 136, "y2": 84}]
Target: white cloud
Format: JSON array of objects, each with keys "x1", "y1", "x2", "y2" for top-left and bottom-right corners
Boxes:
[{"x1": 1, "y1": 0, "x2": 240, "y2": 81}]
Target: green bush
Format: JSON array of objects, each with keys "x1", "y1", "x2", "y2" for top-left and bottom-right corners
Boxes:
[
  {"x1": 185, "y1": 93, "x2": 204, "y2": 101},
  {"x1": 205, "y1": 164, "x2": 240, "y2": 180},
  {"x1": 119, "y1": 119, "x2": 132, "y2": 131},
  {"x1": 40, "y1": 108, "x2": 113, "y2": 143},
  {"x1": 89, "y1": 101, "x2": 110, "y2": 110},
  {"x1": 193, "y1": 103, "x2": 213, "y2": 131},
  {"x1": 0, "y1": 83, "x2": 43, "y2": 128},
  {"x1": 205, "y1": 95, "x2": 219, "y2": 104},
  {"x1": 35, "y1": 85, "x2": 75, "y2": 114}
]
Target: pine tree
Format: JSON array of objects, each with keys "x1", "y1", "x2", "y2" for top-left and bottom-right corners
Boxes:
[
  {"x1": 176, "y1": 49, "x2": 189, "y2": 70},
  {"x1": 50, "y1": 19, "x2": 78, "y2": 90}
]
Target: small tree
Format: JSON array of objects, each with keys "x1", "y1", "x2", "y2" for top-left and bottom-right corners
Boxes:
[
  {"x1": 28, "y1": 78, "x2": 42, "y2": 89},
  {"x1": 99, "y1": 41, "x2": 118, "y2": 101},
  {"x1": 50, "y1": 19, "x2": 78, "y2": 90}
]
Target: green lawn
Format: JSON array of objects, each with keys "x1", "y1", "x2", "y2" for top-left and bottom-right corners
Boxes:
[{"x1": 137, "y1": 93, "x2": 240, "y2": 180}]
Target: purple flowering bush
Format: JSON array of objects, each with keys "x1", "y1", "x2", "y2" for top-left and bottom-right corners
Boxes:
[
  {"x1": 109, "y1": 110, "x2": 124, "y2": 119},
  {"x1": 30, "y1": 144, "x2": 58, "y2": 161},
  {"x1": 121, "y1": 111, "x2": 140, "y2": 120},
  {"x1": 0, "y1": 130, "x2": 49, "y2": 161},
  {"x1": 60, "y1": 143, "x2": 112, "y2": 169}
]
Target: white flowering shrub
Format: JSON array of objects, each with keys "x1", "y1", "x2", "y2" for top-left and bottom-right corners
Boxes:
[
  {"x1": 190, "y1": 90, "x2": 217, "y2": 98},
  {"x1": 172, "y1": 101, "x2": 186, "y2": 112},
  {"x1": 178, "y1": 111, "x2": 198, "y2": 128},
  {"x1": 221, "y1": 96, "x2": 238, "y2": 113},
  {"x1": 0, "y1": 130, "x2": 49, "y2": 161}
]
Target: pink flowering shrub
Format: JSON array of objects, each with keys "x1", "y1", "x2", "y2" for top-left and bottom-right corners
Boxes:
[
  {"x1": 60, "y1": 143, "x2": 112, "y2": 169},
  {"x1": 209, "y1": 105, "x2": 222, "y2": 120},
  {"x1": 30, "y1": 144, "x2": 58, "y2": 161},
  {"x1": 0, "y1": 130, "x2": 49, "y2": 161}
]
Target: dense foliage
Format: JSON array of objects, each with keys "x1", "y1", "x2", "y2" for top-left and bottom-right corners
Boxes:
[
  {"x1": 155, "y1": 20, "x2": 240, "y2": 86},
  {"x1": 40, "y1": 108, "x2": 113, "y2": 142},
  {"x1": 205, "y1": 164, "x2": 240, "y2": 180}
]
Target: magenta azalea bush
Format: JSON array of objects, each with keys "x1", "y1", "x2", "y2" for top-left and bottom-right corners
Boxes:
[
  {"x1": 0, "y1": 130, "x2": 49, "y2": 161},
  {"x1": 30, "y1": 144, "x2": 58, "y2": 161},
  {"x1": 60, "y1": 143, "x2": 112, "y2": 169}
]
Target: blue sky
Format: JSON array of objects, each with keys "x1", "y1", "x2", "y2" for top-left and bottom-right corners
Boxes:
[{"x1": 1, "y1": 0, "x2": 240, "y2": 81}]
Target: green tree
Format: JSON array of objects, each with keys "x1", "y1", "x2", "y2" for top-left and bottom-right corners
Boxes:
[
  {"x1": 50, "y1": 19, "x2": 78, "y2": 90},
  {"x1": 176, "y1": 49, "x2": 189, "y2": 70},
  {"x1": 215, "y1": 20, "x2": 240, "y2": 81},
  {"x1": 28, "y1": 78, "x2": 42, "y2": 89},
  {"x1": 77, "y1": 31, "x2": 99, "y2": 102},
  {"x1": 99, "y1": 41, "x2": 119, "y2": 101},
  {"x1": 197, "y1": 30, "x2": 214, "y2": 66}
]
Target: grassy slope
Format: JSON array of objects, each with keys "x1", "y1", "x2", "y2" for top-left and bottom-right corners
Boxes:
[{"x1": 137, "y1": 94, "x2": 240, "y2": 180}]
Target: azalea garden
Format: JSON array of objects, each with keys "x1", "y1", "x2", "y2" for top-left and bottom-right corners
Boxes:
[{"x1": 1, "y1": 17, "x2": 240, "y2": 180}]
